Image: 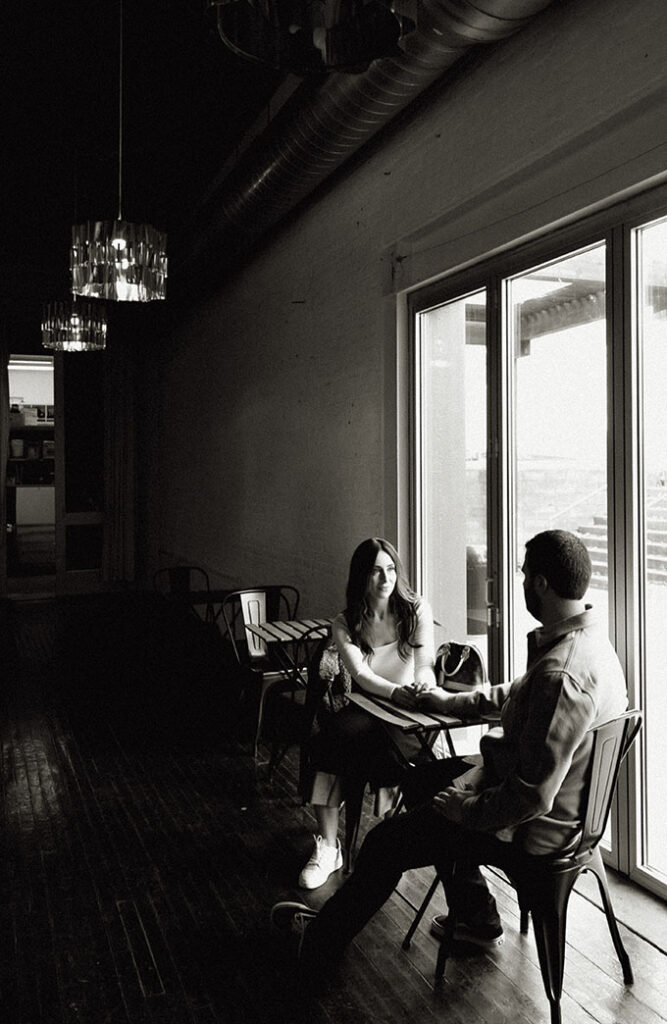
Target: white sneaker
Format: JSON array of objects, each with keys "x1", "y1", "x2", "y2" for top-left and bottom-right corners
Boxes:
[{"x1": 298, "y1": 835, "x2": 343, "y2": 889}]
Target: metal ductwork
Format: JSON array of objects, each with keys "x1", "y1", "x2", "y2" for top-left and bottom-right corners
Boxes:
[{"x1": 184, "y1": 0, "x2": 557, "y2": 280}]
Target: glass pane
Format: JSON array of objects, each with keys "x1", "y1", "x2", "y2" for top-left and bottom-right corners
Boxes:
[
  {"x1": 637, "y1": 214, "x2": 667, "y2": 881},
  {"x1": 508, "y1": 245, "x2": 608, "y2": 671},
  {"x1": 419, "y1": 290, "x2": 488, "y2": 659}
]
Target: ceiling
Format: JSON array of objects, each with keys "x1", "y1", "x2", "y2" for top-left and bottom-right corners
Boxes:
[{"x1": 1, "y1": 0, "x2": 283, "y2": 333}]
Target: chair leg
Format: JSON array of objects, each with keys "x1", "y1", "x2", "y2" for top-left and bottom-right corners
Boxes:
[
  {"x1": 253, "y1": 677, "x2": 278, "y2": 758},
  {"x1": 588, "y1": 851, "x2": 634, "y2": 984},
  {"x1": 518, "y1": 893, "x2": 530, "y2": 934},
  {"x1": 343, "y1": 782, "x2": 366, "y2": 873},
  {"x1": 529, "y1": 874, "x2": 576, "y2": 1024},
  {"x1": 435, "y1": 906, "x2": 457, "y2": 984},
  {"x1": 268, "y1": 742, "x2": 289, "y2": 777},
  {"x1": 403, "y1": 872, "x2": 440, "y2": 950}
]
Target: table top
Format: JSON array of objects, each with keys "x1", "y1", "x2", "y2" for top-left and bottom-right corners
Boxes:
[
  {"x1": 245, "y1": 618, "x2": 331, "y2": 644},
  {"x1": 348, "y1": 691, "x2": 494, "y2": 733}
]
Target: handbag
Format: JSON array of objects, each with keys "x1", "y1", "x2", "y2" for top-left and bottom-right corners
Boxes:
[
  {"x1": 317, "y1": 642, "x2": 353, "y2": 715},
  {"x1": 435, "y1": 640, "x2": 486, "y2": 692}
]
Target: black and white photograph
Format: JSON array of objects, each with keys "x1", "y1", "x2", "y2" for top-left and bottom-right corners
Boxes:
[{"x1": 1, "y1": 2, "x2": 667, "y2": 1022}]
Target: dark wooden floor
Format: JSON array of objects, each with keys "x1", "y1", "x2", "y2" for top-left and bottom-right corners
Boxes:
[{"x1": 2, "y1": 594, "x2": 667, "y2": 1024}]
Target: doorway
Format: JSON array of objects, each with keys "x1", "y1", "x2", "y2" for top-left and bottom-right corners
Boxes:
[{"x1": 6, "y1": 354, "x2": 55, "y2": 595}]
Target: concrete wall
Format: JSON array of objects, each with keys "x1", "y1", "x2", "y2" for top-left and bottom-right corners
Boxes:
[{"x1": 146, "y1": 0, "x2": 667, "y2": 616}]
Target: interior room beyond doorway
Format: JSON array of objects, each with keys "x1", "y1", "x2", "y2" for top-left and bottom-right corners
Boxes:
[{"x1": 6, "y1": 354, "x2": 55, "y2": 594}]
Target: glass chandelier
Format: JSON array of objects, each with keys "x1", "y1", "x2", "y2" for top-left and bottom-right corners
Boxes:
[
  {"x1": 41, "y1": 299, "x2": 107, "y2": 352},
  {"x1": 71, "y1": 0, "x2": 167, "y2": 302}
]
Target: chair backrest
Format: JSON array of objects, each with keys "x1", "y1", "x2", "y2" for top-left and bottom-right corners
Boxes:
[
  {"x1": 576, "y1": 709, "x2": 642, "y2": 857},
  {"x1": 153, "y1": 565, "x2": 210, "y2": 598},
  {"x1": 221, "y1": 586, "x2": 300, "y2": 666}
]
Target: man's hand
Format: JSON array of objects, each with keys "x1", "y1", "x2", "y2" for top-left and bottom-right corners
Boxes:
[
  {"x1": 391, "y1": 684, "x2": 420, "y2": 709},
  {"x1": 432, "y1": 786, "x2": 465, "y2": 823},
  {"x1": 415, "y1": 687, "x2": 455, "y2": 712}
]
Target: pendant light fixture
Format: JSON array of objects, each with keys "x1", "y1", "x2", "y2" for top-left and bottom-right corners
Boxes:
[
  {"x1": 70, "y1": 0, "x2": 167, "y2": 301},
  {"x1": 41, "y1": 299, "x2": 108, "y2": 352}
]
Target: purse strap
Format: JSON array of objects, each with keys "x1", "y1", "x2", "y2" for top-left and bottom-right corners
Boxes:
[{"x1": 442, "y1": 643, "x2": 471, "y2": 678}]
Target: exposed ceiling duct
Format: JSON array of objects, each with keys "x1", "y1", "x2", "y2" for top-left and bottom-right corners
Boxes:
[{"x1": 182, "y1": 0, "x2": 557, "y2": 283}]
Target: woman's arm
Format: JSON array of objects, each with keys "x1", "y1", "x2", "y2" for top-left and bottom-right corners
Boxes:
[
  {"x1": 332, "y1": 615, "x2": 398, "y2": 699},
  {"x1": 412, "y1": 597, "x2": 436, "y2": 688}
]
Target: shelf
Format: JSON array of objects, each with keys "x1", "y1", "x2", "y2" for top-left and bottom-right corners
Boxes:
[
  {"x1": 10, "y1": 424, "x2": 54, "y2": 432},
  {"x1": 6, "y1": 483, "x2": 54, "y2": 489}
]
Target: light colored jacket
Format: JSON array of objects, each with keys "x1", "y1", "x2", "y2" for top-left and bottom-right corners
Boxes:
[{"x1": 444, "y1": 606, "x2": 627, "y2": 855}]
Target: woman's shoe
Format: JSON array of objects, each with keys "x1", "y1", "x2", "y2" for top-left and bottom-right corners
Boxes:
[{"x1": 298, "y1": 835, "x2": 343, "y2": 889}]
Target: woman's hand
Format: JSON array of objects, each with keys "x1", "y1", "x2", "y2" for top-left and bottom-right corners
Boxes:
[
  {"x1": 411, "y1": 679, "x2": 436, "y2": 694},
  {"x1": 415, "y1": 687, "x2": 455, "y2": 713},
  {"x1": 391, "y1": 685, "x2": 420, "y2": 709}
]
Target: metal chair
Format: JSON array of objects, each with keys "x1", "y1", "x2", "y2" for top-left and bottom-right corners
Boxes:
[
  {"x1": 153, "y1": 565, "x2": 214, "y2": 624},
  {"x1": 410, "y1": 709, "x2": 642, "y2": 1024},
  {"x1": 265, "y1": 623, "x2": 332, "y2": 778},
  {"x1": 220, "y1": 586, "x2": 300, "y2": 757}
]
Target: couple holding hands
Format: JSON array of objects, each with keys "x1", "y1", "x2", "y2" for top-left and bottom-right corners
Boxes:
[{"x1": 276, "y1": 530, "x2": 627, "y2": 983}]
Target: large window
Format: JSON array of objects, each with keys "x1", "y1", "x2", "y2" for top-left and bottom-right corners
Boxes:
[
  {"x1": 416, "y1": 291, "x2": 488, "y2": 655},
  {"x1": 636, "y1": 214, "x2": 667, "y2": 882},
  {"x1": 507, "y1": 245, "x2": 609, "y2": 668},
  {"x1": 411, "y1": 193, "x2": 667, "y2": 900}
]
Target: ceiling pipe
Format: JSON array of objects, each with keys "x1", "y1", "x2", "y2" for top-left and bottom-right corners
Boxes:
[{"x1": 183, "y1": 0, "x2": 557, "y2": 279}]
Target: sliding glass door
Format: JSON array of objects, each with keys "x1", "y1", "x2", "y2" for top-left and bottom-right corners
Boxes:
[
  {"x1": 506, "y1": 244, "x2": 609, "y2": 671},
  {"x1": 635, "y1": 213, "x2": 667, "y2": 886},
  {"x1": 415, "y1": 290, "x2": 488, "y2": 658},
  {"x1": 412, "y1": 190, "x2": 667, "y2": 897}
]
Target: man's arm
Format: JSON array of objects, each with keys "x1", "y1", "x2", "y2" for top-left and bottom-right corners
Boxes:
[
  {"x1": 416, "y1": 680, "x2": 511, "y2": 718},
  {"x1": 446, "y1": 671, "x2": 597, "y2": 834}
]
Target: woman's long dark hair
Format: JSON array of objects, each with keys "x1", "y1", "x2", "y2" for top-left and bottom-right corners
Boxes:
[{"x1": 344, "y1": 537, "x2": 420, "y2": 660}]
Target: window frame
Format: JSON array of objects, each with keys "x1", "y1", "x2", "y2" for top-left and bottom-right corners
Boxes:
[{"x1": 406, "y1": 181, "x2": 667, "y2": 899}]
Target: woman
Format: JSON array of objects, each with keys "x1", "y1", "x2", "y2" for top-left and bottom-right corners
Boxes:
[{"x1": 299, "y1": 537, "x2": 436, "y2": 889}]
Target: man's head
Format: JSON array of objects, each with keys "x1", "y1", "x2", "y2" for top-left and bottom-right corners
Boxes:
[{"x1": 522, "y1": 530, "x2": 592, "y2": 623}]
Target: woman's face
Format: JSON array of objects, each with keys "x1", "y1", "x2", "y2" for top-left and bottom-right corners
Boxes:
[{"x1": 366, "y1": 549, "x2": 398, "y2": 603}]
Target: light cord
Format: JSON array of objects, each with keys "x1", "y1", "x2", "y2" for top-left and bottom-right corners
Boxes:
[{"x1": 117, "y1": 0, "x2": 123, "y2": 222}]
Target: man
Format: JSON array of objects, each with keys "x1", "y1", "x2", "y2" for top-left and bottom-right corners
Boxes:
[{"x1": 271, "y1": 530, "x2": 627, "y2": 974}]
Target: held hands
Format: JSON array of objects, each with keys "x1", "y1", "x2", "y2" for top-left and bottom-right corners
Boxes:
[
  {"x1": 391, "y1": 680, "x2": 437, "y2": 709},
  {"x1": 391, "y1": 684, "x2": 420, "y2": 709},
  {"x1": 414, "y1": 687, "x2": 456, "y2": 713}
]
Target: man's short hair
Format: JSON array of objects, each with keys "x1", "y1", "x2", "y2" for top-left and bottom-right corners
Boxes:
[{"x1": 525, "y1": 530, "x2": 592, "y2": 600}]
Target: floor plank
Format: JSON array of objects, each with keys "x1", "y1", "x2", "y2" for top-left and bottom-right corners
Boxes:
[{"x1": 1, "y1": 594, "x2": 666, "y2": 1024}]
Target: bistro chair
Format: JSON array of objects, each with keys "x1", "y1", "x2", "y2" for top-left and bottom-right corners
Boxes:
[
  {"x1": 405, "y1": 708, "x2": 642, "y2": 1024},
  {"x1": 153, "y1": 565, "x2": 215, "y2": 624},
  {"x1": 265, "y1": 623, "x2": 332, "y2": 778},
  {"x1": 221, "y1": 585, "x2": 300, "y2": 757}
]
